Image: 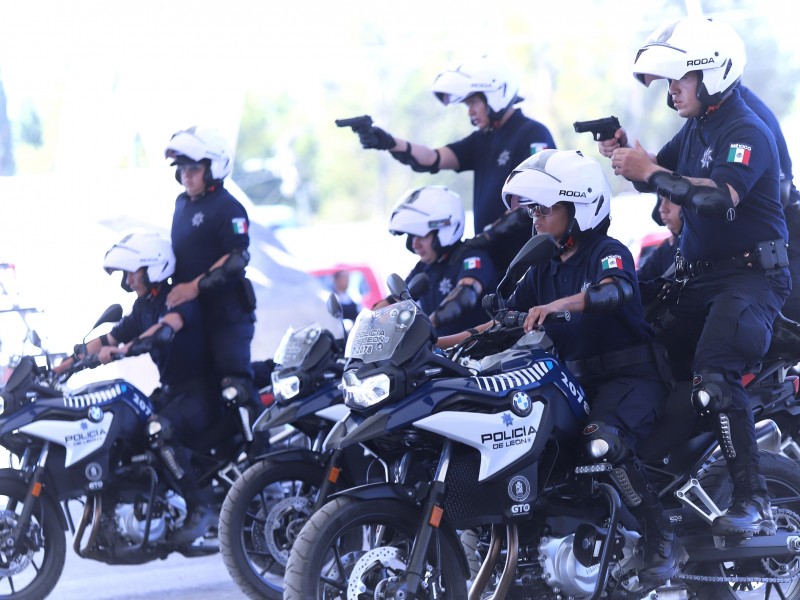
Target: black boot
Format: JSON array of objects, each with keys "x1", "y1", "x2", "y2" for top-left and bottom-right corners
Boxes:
[
  {"x1": 712, "y1": 468, "x2": 776, "y2": 537},
  {"x1": 610, "y1": 460, "x2": 687, "y2": 583},
  {"x1": 710, "y1": 413, "x2": 777, "y2": 537},
  {"x1": 172, "y1": 503, "x2": 217, "y2": 546}
]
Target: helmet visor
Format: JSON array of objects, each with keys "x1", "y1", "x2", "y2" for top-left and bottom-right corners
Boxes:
[{"x1": 434, "y1": 91, "x2": 462, "y2": 105}]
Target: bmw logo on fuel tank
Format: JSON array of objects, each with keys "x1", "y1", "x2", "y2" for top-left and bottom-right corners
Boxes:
[{"x1": 511, "y1": 391, "x2": 532, "y2": 417}]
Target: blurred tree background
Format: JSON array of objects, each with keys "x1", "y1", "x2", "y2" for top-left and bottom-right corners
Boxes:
[{"x1": 0, "y1": 0, "x2": 797, "y2": 230}]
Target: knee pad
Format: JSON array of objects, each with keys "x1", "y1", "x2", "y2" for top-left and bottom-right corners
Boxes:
[
  {"x1": 582, "y1": 421, "x2": 629, "y2": 464},
  {"x1": 146, "y1": 415, "x2": 174, "y2": 444},
  {"x1": 220, "y1": 376, "x2": 251, "y2": 408},
  {"x1": 691, "y1": 370, "x2": 733, "y2": 416}
]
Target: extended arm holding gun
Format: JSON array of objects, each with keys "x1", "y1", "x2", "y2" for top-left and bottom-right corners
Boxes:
[
  {"x1": 335, "y1": 114, "x2": 445, "y2": 173},
  {"x1": 573, "y1": 116, "x2": 622, "y2": 142},
  {"x1": 336, "y1": 114, "x2": 396, "y2": 150}
]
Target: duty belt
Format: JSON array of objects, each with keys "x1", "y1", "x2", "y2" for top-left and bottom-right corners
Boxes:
[
  {"x1": 566, "y1": 343, "x2": 654, "y2": 379},
  {"x1": 678, "y1": 238, "x2": 789, "y2": 279}
]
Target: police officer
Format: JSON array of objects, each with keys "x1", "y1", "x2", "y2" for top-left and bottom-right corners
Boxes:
[
  {"x1": 637, "y1": 194, "x2": 682, "y2": 281},
  {"x1": 385, "y1": 185, "x2": 499, "y2": 336},
  {"x1": 738, "y1": 83, "x2": 800, "y2": 321},
  {"x1": 348, "y1": 55, "x2": 556, "y2": 236},
  {"x1": 56, "y1": 233, "x2": 219, "y2": 546},
  {"x1": 641, "y1": 83, "x2": 800, "y2": 321},
  {"x1": 164, "y1": 126, "x2": 257, "y2": 417},
  {"x1": 602, "y1": 17, "x2": 790, "y2": 537},
  {"x1": 439, "y1": 150, "x2": 684, "y2": 582}
]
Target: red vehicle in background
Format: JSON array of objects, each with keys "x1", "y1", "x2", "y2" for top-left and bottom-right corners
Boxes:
[
  {"x1": 630, "y1": 230, "x2": 672, "y2": 270},
  {"x1": 308, "y1": 264, "x2": 386, "y2": 313}
]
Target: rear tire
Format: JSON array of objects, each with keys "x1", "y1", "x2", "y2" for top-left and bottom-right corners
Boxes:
[{"x1": 688, "y1": 451, "x2": 800, "y2": 599}]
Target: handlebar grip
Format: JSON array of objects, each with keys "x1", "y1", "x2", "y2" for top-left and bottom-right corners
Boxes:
[{"x1": 500, "y1": 310, "x2": 571, "y2": 328}]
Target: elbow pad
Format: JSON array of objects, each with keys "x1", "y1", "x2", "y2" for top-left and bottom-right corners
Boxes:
[
  {"x1": 431, "y1": 283, "x2": 479, "y2": 326},
  {"x1": 584, "y1": 279, "x2": 634, "y2": 313},
  {"x1": 390, "y1": 143, "x2": 441, "y2": 174},
  {"x1": 198, "y1": 249, "x2": 250, "y2": 293},
  {"x1": 648, "y1": 171, "x2": 735, "y2": 220}
]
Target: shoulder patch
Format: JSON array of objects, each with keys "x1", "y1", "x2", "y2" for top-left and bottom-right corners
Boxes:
[
  {"x1": 231, "y1": 217, "x2": 248, "y2": 234},
  {"x1": 600, "y1": 255, "x2": 623, "y2": 270},
  {"x1": 727, "y1": 144, "x2": 751, "y2": 165},
  {"x1": 463, "y1": 256, "x2": 482, "y2": 270}
]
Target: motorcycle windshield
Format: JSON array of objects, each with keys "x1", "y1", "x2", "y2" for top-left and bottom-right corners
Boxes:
[
  {"x1": 345, "y1": 299, "x2": 418, "y2": 363},
  {"x1": 273, "y1": 323, "x2": 322, "y2": 368}
]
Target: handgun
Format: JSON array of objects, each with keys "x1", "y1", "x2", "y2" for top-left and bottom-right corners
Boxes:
[
  {"x1": 573, "y1": 116, "x2": 622, "y2": 142},
  {"x1": 335, "y1": 115, "x2": 373, "y2": 133}
]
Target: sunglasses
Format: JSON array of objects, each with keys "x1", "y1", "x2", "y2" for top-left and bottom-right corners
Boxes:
[
  {"x1": 525, "y1": 204, "x2": 553, "y2": 217},
  {"x1": 177, "y1": 163, "x2": 205, "y2": 174}
]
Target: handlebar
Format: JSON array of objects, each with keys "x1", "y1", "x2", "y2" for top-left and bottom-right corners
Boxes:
[{"x1": 496, "y1": 310, "x2": 571, "y2": 328}]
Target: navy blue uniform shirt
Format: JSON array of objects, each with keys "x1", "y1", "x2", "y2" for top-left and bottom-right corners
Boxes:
[
  {"x1": 110, "y1": 287, "x2": 211, "y2": 386},
  {"x1": 171, "y1": 184, "x2": 250, "y2": 294},
  {"x1": 448, "y1": 110, "x2": 556, "y2": 233},
  {"x1": 739, "y1": 85, "x2": 794, "y2": 186},
  {"x1": 656, "y1": 89, "x2": 787, "y2": 263},
  {"x1": 509, "y1": 234, "x2": 653, "y2": 361},
  {"x1": 406, "y1": 240, "x2": 498, "y2": 336}
]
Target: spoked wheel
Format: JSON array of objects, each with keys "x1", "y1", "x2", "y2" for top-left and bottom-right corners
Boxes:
[
  {"x1": 284, "y1": 496, "x2": 469, "y2": 600},
  {"x1": 688, "y1": 452, "x2": 800, "y2": 599},
  {"x1": 219, "y1": 458, "x2": 326, "y2": 599},
  {"x1": 0, "y1": 474, "x2": 66, "y2": 599}
]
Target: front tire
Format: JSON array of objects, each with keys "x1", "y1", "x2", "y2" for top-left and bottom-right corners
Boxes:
[
  {"x1": 218, "y1": 458, "x2": 326, "y2": 600},
  {"x1": 689, "y1": 451, "x2": 800, "y2": 599},
  {"x1": 284, "y1": 496, "x2": 469, "y2": 600},
  {"x1": 0, "y1": 474, "x2": 66, "y2": 600}
]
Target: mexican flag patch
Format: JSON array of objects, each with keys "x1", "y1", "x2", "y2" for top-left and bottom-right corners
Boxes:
[
  {"x1": 601, "y1": 255, "x2": 623, "y2": 270},
  {"x1": 727, "y1": 144, "x2": 751, "y2": 165},
  {"x1": 232, "y1": 218, "x2": 248, "y2": 234},
  {"x1": 463, "y1": 256, "x2": 482, "y2": 270}
]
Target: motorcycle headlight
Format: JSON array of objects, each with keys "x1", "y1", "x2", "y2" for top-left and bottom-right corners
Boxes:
[
  {"x1": 342, "y1": 372, "x2": 391, "y2": 409},
  {"x1": 272, "y1": 373, "x2": 301, "y2": 401},
  {"x1": 0, "y1": 394, "x2": 5, "y2": 416}
]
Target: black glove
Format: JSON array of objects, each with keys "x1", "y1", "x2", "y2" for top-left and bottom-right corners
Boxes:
[{"x1": 358, "y1": 126, "x2": 396, "y2": 150}]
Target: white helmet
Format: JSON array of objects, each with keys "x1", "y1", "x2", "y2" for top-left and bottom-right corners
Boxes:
[
  {"x1": 502, "y1": 150, "x2": 611, "y2": 233},
  {"x1": 103, "y1": 233, "x2": 176, "y2": 285},
  {"x1": 431, "y1": 55, "x2": 523, "y2": 120},
  {"x1": 388, "y1": 186, "x2": 465, "y2": 252},
  {"x1": 633, "y1": 17, "x2": 746, "y2": 108},
  {"x1": 164, "y1": 126, "x2": 233, "y2": 181}
]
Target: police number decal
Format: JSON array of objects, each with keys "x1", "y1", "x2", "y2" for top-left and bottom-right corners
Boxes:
[{"x1": 560, "y1": 372, "x2": 584, "y2": 404}]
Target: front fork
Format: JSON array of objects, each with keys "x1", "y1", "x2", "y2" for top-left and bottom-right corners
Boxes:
[
  {"x1": 11, "y1": 442, "x2": 50, "y2": 547},
  {"x1": 397, "y1": 441, "x2": 453, "y2": 598}
]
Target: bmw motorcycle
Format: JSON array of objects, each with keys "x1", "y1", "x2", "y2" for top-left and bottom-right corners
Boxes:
[
  {"x1": 220, "y1": 279, "x2": 431, "y2": 599},
  {"x1": 284, "y1": 235, "x2": 800, "y2": 600},
  {"x1": 0, "y1": 305, "x2": 260, "y2": 599}
]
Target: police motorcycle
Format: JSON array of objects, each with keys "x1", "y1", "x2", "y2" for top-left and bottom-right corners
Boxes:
[
  {"x1": 220, "y1": 277, "x2": 430, "y2": 599},
  {"x1": 0, "y1": 305, "x2": 261, "y2": 600},
  {"x1": 284, "y1": 234, "x2": 800, "y2": 600}
]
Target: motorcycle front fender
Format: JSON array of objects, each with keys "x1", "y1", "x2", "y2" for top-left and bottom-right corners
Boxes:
[
  {"x1": 330, "y1": 481, "x2": 415, "y2": 504},
  {"x1": 329, "y1": 481, "x2": 471, "y2": 578},
  {"x1": 0, "y1": 468, "x2": 69, "y2": 531},
  {"x1": 256, "y1": 447, "x2": 328, "y2": 467}
]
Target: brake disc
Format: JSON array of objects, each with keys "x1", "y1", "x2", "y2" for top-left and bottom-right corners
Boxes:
[
  {"x1": 347, "y1": 546, "x2": 406, "y2": 600},
  {"x1": 264, "y1": 496, "x2": 313, "y2": 566}
]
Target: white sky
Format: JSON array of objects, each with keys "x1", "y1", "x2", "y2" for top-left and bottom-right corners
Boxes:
[{"x1": 1, "y1": 0, "x2": 797, "y2": 169}]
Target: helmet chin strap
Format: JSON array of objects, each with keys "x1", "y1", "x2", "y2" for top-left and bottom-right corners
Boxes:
[{"x1": 555, "y1": 220, "x2": 578, "y2": 256}]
